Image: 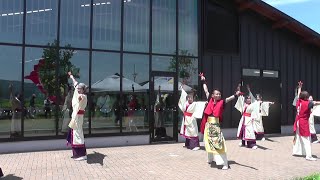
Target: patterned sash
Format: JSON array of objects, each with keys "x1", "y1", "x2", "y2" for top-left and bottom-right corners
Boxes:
[{"x1": 207, "y1": 116, "x2": 223, "y2": 150}]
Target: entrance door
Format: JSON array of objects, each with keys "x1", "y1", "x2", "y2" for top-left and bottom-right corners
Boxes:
[
  {"x1": 149, "y1": 71, "x2": 178, "y2": 142},
  {"x1": 243, "y1": 76, "x2": 281, "y2": 134}
]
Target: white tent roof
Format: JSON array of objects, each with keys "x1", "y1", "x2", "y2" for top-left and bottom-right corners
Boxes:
[
  {"x1": 91, "y1": 75, "x2": 145, "y2": 92},
  {"x1": 142, "y1": 77, "x2": 193, "y2": 92}
]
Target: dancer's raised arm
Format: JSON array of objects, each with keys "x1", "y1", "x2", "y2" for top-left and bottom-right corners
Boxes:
[
  {"x1": 297, "y1": 81, "x2": 303, "y2": 97},
  {"x1": 199, "y1": 72, "x2": 210, "y2": 99},
  {"x1": 68, "y1": 71, "x2": 78, "y2": 87}
]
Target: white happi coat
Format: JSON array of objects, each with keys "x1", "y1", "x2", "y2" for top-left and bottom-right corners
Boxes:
[
  {"x1": 309, "y1": 105, "x2": 320, "y2": 134},
  {"x1": 235, "y1": 95, "x2": 257, "y2": 140},
  {"x1": 249, "y1": 92, "x2": 270, "y2": 134},
  {"x1": 68, "y1": 87, "x2": 87, "y2": 146},
  {"x1": 178, "y1": 89, "x2": 206, "y2": 138}
]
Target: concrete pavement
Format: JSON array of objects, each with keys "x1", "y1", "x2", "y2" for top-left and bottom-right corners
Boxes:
[{"x1": 1, "y1": 135, "x2": 320, "y2": 180}]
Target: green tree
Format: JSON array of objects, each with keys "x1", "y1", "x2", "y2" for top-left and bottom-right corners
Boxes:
[{"x1": 38, "y1": 40, "x2": 78, "y2": 103}]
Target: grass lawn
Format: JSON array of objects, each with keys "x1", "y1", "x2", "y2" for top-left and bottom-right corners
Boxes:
[{"x1": 294, "y1": 173, "x2": 320, "y2": 180}]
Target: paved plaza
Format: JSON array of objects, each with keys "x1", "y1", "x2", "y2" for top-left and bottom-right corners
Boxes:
[{"x1": 1, "y1": 135, "x2": 320, "y2": 180}]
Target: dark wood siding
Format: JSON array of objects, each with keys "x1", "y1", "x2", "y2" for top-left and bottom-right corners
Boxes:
[{"x1": 201, "y1": 3, "x2": 320, "y2": 128}]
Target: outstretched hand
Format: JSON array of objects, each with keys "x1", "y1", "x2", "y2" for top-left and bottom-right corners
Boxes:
[
  {"x1": 199, "y1": 72, "x2": 206, "y2": 81},
  {"x1": 235, "y1": 90, "x2": 241, "y2": 96},
  {"x1": 298, "y1": 81, "x2": 303, "y2": 88},
  {"x1": 68, "y1": 72, "x2": 72, "y2": 76}
]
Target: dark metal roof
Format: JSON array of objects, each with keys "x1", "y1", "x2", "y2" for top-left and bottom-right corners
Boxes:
[{"x1": 235, "y1": 0, "x2": 320, "y2": 48}]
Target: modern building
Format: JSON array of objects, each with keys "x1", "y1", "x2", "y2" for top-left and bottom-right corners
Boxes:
[{"x1": 0, "y1": 0, "x2": 319, "y2": 145}]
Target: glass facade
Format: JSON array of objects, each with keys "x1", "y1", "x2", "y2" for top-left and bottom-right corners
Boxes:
[{"x1": 0, "y1": 0, "x2": 198, "y2": 140}]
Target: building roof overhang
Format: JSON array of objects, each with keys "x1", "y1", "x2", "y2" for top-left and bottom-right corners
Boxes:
[{"x1": 235, "y1": 0, "x2": 320, "y2": 48}]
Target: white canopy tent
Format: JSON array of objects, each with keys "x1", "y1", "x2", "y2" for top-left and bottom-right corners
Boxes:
[
  {"x1": 91, "y1": 75, "x2": 145, "y2": 92},
  {"x1": 142, "y1": 77, "x2": 193, "y2": 92}
]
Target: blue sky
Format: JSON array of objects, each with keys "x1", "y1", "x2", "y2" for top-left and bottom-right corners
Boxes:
[{"x1": 262, "y1": 0, "x2": 320, "y2": 34}]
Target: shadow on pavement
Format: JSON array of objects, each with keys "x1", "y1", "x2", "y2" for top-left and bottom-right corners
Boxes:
[
  {"x1": 209, "y1": 161, "x2": 258, "y2": 170},
  {"x1": 228, "y1": 161, "x2": 258, "y2": 170},
  {"x1": 264, "y1": 138, "x2": 279, "y2": 143},
  {"x1": 256, "y1": 145, "x2": 271, "y2": 150},
  {"x1": 1, "y1": 174, "x2": 23, "y2": 180},
  {"x1": 87, "y1": 151, "x2": 107, "y2": 166}
]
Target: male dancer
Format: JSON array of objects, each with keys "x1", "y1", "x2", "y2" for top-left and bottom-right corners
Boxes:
[{"x1": 200, "y1": 72, "x2": 240, "y2": 170}]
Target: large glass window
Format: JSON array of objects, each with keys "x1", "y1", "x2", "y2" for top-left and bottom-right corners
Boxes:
[
  {"x1": 123, "y1": 54, "x2": 149, "y2": 133},
  {"x1": 60, "y1": 50, "x2": 90, "y2": 134},
  {"x1": 178, "y1": 0, "x2": 198, "y2": 56},
  {"x1": 0, "y1": 0, "x2": 23, "y2": 43},
  {"x1": 152, "y1": 55, "x2": 175, "y2": 72},
  {"x1": 123, "y1": 0, "x2": 150, "y2": 52},
  {"x1": 91, "y1": 52, "x2": 120, "y2": 134},
  {"x1": 93, "y1": 0, "x2": 121, "y2": 50},
  {"x1": 24, "y1": 47, "x2": 55, "y2": 137},
  {"x1": 26, "y1": 0, "x2": 58, "y2": 45},
  {"x1": 152, "y1": 0, "x2": 176, "y2": 54},
  {"x1": 0, "y1": 46, "x2": 22, "y2": 139},
  {"x1": 60, "y1": 0, "x2": 91, "y2": 48},
  {"x1": 178, "y1": 57, "x2": 198, "y2": 89}
]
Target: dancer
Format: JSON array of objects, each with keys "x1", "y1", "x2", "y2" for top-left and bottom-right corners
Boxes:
[
  {"x1": 292, "y1": 81, "x2": 320, "y2": 161},
  {"x1": 247, "y1": 85, "x2": 274, "y2": 141},
  {"x1": 154, "y1": 86, "x2": 168, "y2": 138},
  {"x1": 178, "y1": 84, "x2": 206, "y2": 151},
  {"x1": 61, "y1": 84, "x2": 74, "y2": 133},
  {"x1": 199, "y1": 72, "x2": 240, "y2": 170},
  {"x1": 308, "y1": 95, "x2": 320, "y2": 143},
  {"x1": 66, "y1": 72, "x2": 88, "y2": 161},
  {"x1": 293, "y1": 82, "x2": 320, "y2": 143},
  {"x1": 235, "y1": 93, "x2": 258, "y2": 149},
  {"x1": 9, "y1": 84, "x2": 22, "y2": 138}
]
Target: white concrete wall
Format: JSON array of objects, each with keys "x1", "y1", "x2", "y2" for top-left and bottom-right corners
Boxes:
[{"x1": 0, "y1": 135, "x2": 149, "y2": 154}]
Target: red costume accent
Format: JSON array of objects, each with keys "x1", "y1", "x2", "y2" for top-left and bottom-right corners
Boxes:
[
  {"x1": 294, "y1": 99, "x2": 311, "y2": 136},
  {"x1": 200, "y1": 98, "x2": 225, "y2": 134}
]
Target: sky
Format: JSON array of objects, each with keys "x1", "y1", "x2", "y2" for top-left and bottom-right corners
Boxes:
[{"x1": 262, "y1": 0, "x2": 320, "y2": 34}]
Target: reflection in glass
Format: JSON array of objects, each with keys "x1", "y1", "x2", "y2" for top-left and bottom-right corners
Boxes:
[
  {"x1": 178, "y1": 57, "x2": 198, "y2": 89},
  {"x1": 26, "y1": 0, "x2": 58, "y2": 45},
  {"x1": 61, "y1": 50, "x2": 90, "y2": 134},
  {"x1": 93, "y1": 0, "x2": 121, "y2": 50},
  {"x1": 124, "y1": 0, "x2": 150, "y2": 52},
  {"x1": 24, "y1": 47, "x2": 56, "y2": 137},
  {"x1": 152, "y1": 56, "x2": 175, "y2": 72},
  {"x1": 0, "y1": 0, "x2": 23, "y2": 43},
  {"x1": 178, "y1": 0, "x2": 198, "y2": 56},
  {"x1": 91, "y1": 52, "x2": 120, "y2": 134},
  {"x1": 152, "y1": 0, "x2": 176, "y2": 54},
  {"x1": 152, "y1": 76, "x2": 175, "y2": 141},
  {"x1": 123, "y1": 54, "x2": 149, "y2": 132},
  {"x1": 0, "y1": 46, "x2": 22, "y2": 138},
  {"x1": 60, "y1": 0, "x2": 90, "y2": 48}
]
